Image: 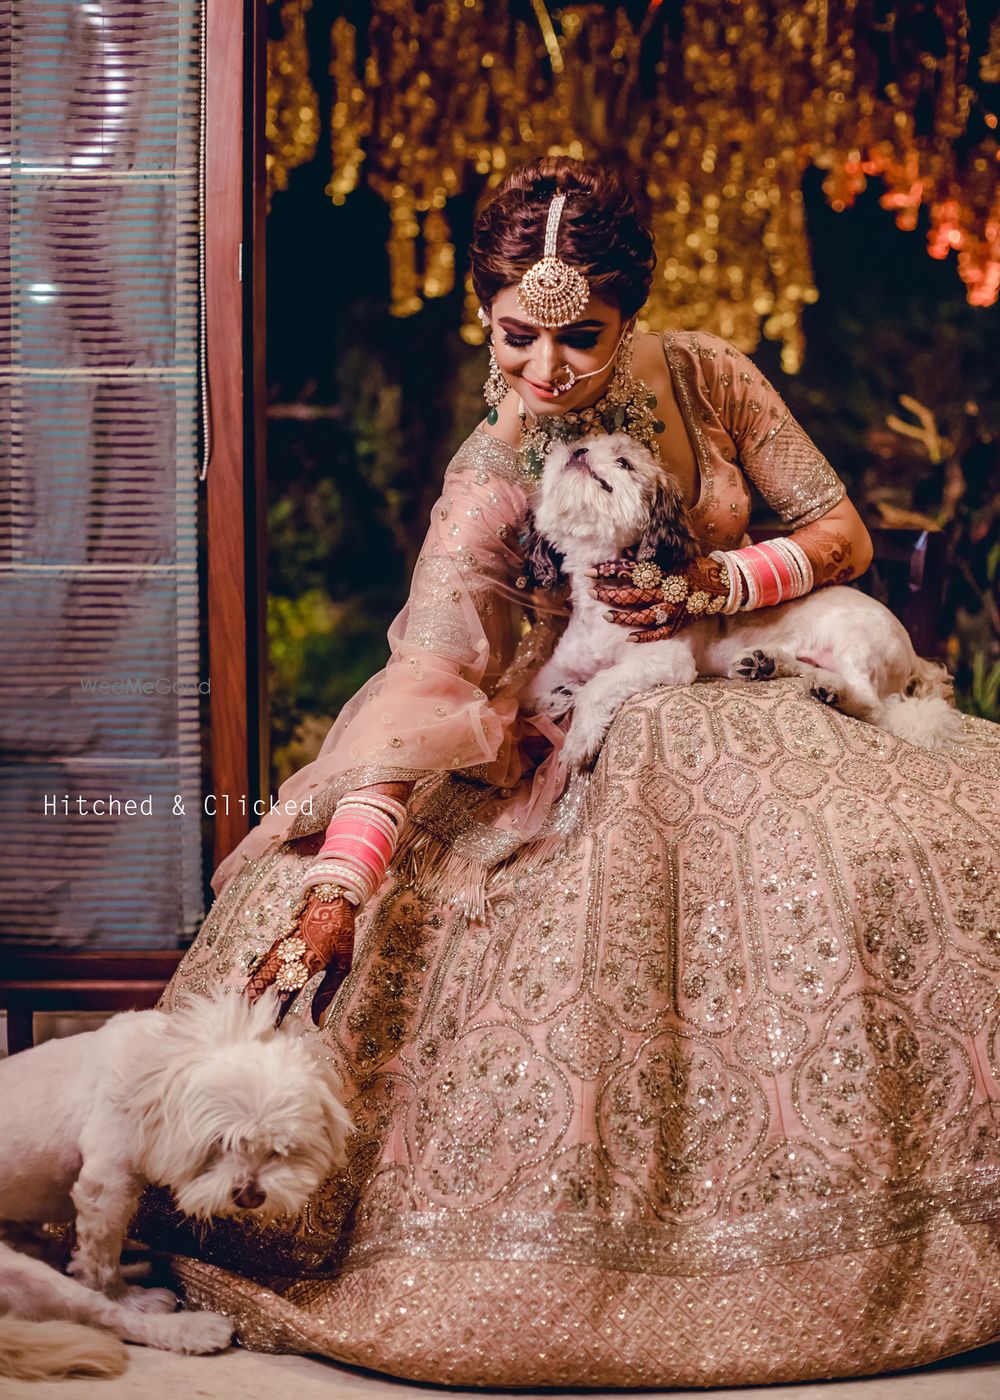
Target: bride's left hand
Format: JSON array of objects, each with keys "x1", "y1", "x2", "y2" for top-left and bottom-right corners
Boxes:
[{"x1": 586, "y1": 555, "x2": 729, "y2": 643}]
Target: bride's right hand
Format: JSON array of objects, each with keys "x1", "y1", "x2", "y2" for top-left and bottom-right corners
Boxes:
[{"x1": 244, "y1": 894, "x2": 356, "y2": 1027}]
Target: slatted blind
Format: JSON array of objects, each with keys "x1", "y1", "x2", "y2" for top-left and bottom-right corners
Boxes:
[{"x1": 0, "y1": 0, "x2": 205, "y2": 948}]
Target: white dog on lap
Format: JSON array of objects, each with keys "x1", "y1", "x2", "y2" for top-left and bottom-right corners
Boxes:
[
  {"x1": 526, "y1": 432, "x2": 962, "y2": 768},
  {"x1": 0, "y1": 989, "x2": 351, "y2": 1380}
]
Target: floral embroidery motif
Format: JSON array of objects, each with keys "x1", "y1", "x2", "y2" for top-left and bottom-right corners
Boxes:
[
  {"x1": 795, "y1": 992, "x2": 972, "y2": 1177},
  {"x1": 598, "y1": 1032, "x2": 767, "y2": 1218},
  {"x1": 409, "y1": 1024, "x2": 572, "y2": 1205}
]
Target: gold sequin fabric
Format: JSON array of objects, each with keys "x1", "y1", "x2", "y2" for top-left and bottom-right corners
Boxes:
[
  {"x1": 661, "y1": 329, "x2": 846, "y2": 545},
  {"x1": 141, "y1": 679, "x2": 1000, "y2": 1387}
]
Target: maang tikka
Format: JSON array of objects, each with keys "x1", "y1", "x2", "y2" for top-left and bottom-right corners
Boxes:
[
  {"x1": 481, "y1": 190, "x2": 591, "y2": 423},
  {"x1": 517, "y1": 192, "x2": 590, "y2": 327}
]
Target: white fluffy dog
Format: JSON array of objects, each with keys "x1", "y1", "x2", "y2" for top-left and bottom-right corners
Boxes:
[
  {"x1": 526, "y1": 432, "x2": 962, "y2": 767},
  {"x1": 0, "y1": 989, "x2": 352, "y2": 1380}
]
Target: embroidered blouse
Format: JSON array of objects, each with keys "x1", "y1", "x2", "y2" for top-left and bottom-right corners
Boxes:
[{"x1": 661, "y1": 330, "x2": 846, "y2": 546}]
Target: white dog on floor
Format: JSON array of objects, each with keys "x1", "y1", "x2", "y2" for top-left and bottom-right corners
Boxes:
[
  {"x1": 525, "y1": 432, "x2": 963, "y2": 767},
  {"x1": 0, "y1": 989, "x2": 352, "y2": 1380}
]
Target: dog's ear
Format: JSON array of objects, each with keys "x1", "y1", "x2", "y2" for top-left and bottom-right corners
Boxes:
[
  {"x1": 520, "y1": 510, "x2": 564, "y2": 589},
  {"x1": 634, "y1": 474, "x2": 699, "y2": 565}
]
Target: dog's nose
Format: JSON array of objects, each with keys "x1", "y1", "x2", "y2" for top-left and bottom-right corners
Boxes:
[{"x1": 232, "y1": 1182, "x2": 267, "y2": 1210}]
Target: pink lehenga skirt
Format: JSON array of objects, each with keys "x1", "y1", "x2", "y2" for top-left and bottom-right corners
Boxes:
[{"x1": 139, "y1": 677, "x2": 1000, "y2": 1388}]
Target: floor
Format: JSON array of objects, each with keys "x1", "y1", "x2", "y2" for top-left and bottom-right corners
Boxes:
[{"x1": 2, "y1": 1339, "x2": 1000, "y2": 1399}]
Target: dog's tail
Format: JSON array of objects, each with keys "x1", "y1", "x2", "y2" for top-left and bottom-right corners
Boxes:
[
  {"x1": 877, "y1": 654, "x2": 962, "y2": 749},
  {"x1": 0, "y1": 1317, "x2": 128, "y2": 1380},
  {"x1": 905, "y1": 654, "x2": 955, "y2": 701}
]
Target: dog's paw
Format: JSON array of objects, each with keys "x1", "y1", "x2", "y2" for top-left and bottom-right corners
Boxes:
[
  {"x1": 809, "y1": 670, "x2": 843, "y2": 708},
  {"x1": 67, "y1": 1256, "x2": 119, "y2": 1295},
  {"x1": 532, "y1": 683, "x2": 576, "y2": 719},
  {"x1": 123, "y1": 1284, "x2": 178, "y2": 1314},
  {"x1": 729, "y1": 648, "x2": 776, "y2": 681},
  {"x1": 157, "y1": 1309, "x2": 234, "y2": 1354}
]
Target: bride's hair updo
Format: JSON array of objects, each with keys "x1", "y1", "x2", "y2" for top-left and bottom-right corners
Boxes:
[{"x1": 469, "y1": 156, "x2": 656, "y2": 319}]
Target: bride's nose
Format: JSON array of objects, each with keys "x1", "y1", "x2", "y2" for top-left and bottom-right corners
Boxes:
[{"x1": 530, "y1": 336, "x2": 562, "y2": 381}]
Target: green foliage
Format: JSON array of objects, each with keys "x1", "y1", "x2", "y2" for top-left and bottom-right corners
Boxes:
[
  {"x1": 959, "y1": 655, "x2": 1000, "y2": 724},
  {"x1": 267, "y1": 587, "x2": 398, "y2": 786}
]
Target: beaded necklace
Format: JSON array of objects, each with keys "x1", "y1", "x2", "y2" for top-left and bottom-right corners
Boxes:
[{"x1": 516, "y1": 338, "x2": 666, "y2": 482}]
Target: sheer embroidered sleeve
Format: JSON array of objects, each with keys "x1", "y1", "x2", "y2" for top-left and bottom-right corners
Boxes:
[
  {"x1": 209, "y1": 430, "x2": 539, "y2": 895},
  {"x1": 694, "y1": 331, "x2": 847, "y2": 528}
]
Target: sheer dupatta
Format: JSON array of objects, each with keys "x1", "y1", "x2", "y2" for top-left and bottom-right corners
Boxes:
[{"x1": 210, "y1": 428, "x2": 571, "y2": 906}]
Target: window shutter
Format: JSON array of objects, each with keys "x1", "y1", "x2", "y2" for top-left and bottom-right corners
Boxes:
[{"x1": 0, "y1": 1, "x2": 205, "y2": 948}]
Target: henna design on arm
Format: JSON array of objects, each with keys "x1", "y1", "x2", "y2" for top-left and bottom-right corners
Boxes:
[
  {"x1": 245, "y1": 897, "x2": 356, "y2": 1025},
  {"x1": 790, "y1": 522, "x2": 855, "y2": 588},
  {"x1": 244, "y1": 779, "x2": 414, "y2": 1026}
]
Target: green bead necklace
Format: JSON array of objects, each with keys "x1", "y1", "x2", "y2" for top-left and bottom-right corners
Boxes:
[{"x1": 515, "y1": 345, "x2": 665, "y2": 482}]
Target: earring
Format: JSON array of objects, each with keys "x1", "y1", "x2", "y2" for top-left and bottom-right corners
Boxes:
[
  {"x1": 483, "y1": 342, "x2": 510, "y2": 425},
  {"x1": 606, "y1": 327, "x2": 638, "y2": 406}
]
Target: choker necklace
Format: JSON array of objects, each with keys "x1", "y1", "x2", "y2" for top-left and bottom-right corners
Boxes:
[{"x1": 516, "y1": 330, "x2": 666, "y2": 482}]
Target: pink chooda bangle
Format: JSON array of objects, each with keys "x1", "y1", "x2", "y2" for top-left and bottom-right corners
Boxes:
[
  {"x1": 713, "y1": 537, "x2": 813, "y2": 613},
  {"x1": 318, "y1": 820, "x2": 395, "y2": 864},
  {"x1": 301, "y1": 789, "x2": 407, "y2": 908}
]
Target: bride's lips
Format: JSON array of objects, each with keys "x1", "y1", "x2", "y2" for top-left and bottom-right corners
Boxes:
[{"x1": 524, "y1": 378, "x2": 561, "y2": 401}]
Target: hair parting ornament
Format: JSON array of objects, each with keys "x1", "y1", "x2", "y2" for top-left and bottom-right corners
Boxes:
[{"x1": 516, "y1": 191, "x2": 591, "y2": 328}]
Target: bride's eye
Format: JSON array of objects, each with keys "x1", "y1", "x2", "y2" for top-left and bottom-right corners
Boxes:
[{"x1": 503, "y1": 333, "x2": 533, "y2": 348}]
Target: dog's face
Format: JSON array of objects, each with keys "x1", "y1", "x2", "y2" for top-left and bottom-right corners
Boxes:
[
  {"x1": 132, "y1": 992, "x2": 352, "y2": 1222},
  {"x1": 532, "y1": 432, "x2": 663, "y2": 560},
  {"x1": 164, "y1": 1039, "x2": 343, "y2": 1222}
]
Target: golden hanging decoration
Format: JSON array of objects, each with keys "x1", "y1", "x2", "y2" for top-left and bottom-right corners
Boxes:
[
  {"x1": 267, "y1": 2, "x2": 1000, "y2": 370},
  {"x1": 325, "y1": 16, "x2": 371, "y2": 208},
  {"x1": 266, "y1": 0, "x2": 321, "y2": 206}
]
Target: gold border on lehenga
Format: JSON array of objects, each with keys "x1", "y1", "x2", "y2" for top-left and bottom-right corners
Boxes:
[{"x1": 336, "y1": 1163, "x2": 1000, "y2": 1280}]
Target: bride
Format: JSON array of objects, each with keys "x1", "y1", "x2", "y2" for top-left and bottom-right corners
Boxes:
[{"x1": 141, "y1": 157, "x2": 1000, "y2": 1388}]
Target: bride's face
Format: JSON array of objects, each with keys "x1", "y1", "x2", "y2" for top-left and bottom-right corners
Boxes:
[{"x1": 486, "y1": 284, "x2": 631, "y2": 416}]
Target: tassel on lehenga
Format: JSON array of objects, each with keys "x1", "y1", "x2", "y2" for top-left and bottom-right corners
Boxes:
[{"x1": 390, "y1": 769, "x2": 590, "y2": 920}]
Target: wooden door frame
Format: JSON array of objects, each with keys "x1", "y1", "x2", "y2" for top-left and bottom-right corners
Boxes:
[{"x1": 205, "y1": 0, "x2": 269, "y2": 875}]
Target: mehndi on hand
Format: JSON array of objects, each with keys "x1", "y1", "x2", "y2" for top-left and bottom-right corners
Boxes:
[
  {"x1": 245, "y1": 891, "x2": 356, "y2": 1028},
  {"x1": 588, "y1": 554, "x2": 732, "y2": 643}
]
